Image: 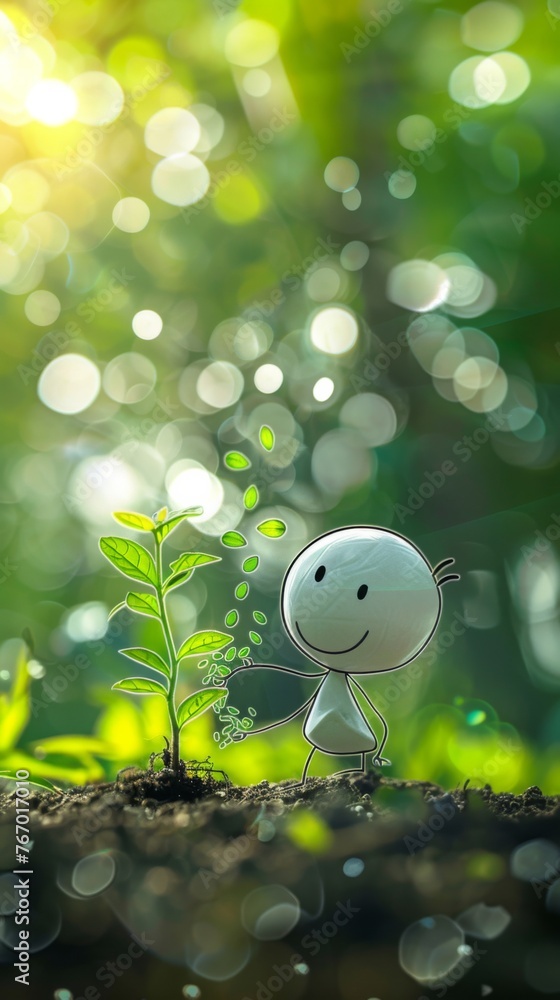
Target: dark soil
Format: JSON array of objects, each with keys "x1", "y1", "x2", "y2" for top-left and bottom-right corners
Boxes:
[{"x1": 1, "y1": 769, "x2": 560, "y2": 1000}]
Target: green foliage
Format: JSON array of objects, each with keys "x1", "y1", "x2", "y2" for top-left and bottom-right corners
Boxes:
[
  {"x1": 221, "y1": 531, "x2": 248, "y2": 547},
  {"x1": 259, "y1": 425, "x2": 275, "y2": 451},
  {"x1": 0, "y1": 648, "x2": 112, "y2": 791},
  {"x1": 99, "y1": 508, "x2": 228, "y2": 770},
  {"x1": 224, "y1": 451, "x2": 251, "y2": 470},
  {"x1": 257, "y1": 519, "x2": 287, "y2": 538},
  {"x1": 243, "y1": 486, "x2": 259, "y2": 510}
]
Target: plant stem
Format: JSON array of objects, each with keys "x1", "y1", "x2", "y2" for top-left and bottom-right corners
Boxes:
[{"x1": 155, "y1": 533, "x2": 180, "y2": 772}]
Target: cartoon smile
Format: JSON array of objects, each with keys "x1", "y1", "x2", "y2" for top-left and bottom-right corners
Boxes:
[{"x1": 295, "y1": 621, "x2": 369, "y2": 655}]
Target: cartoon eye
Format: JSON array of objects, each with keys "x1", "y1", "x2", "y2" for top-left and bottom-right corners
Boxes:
[
  {"x1": 314, "y1": 565, "x2": 326, "y2": 582},
  {"x1": 357, "y1": 584, "x2": 368, "y2": 600}
]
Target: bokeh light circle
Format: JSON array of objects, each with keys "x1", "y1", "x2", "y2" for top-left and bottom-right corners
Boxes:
[{"x1": 38, "y1": 354, "x2": 101, "y2": 414}]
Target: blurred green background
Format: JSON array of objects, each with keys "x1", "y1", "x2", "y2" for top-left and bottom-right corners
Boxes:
[{"x1": 0, "y1": 0, "x2": 559, "y2": 793}]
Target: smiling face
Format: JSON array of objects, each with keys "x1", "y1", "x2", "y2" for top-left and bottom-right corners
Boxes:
[{"x1": 281, "y1": 526, "x2": 441, "y2": 674}]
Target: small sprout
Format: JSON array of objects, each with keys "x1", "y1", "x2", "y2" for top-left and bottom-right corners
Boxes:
[
  {"x1": 249, "y1": 631, "x2": 262, "y2": 644},
  {"x1": 243, "y1": 485, "x2": 259, "y2": 510},
  {"x1": 253, "y1": 611, "x2": 267, "y2": 625},
  {"x1": 99, "y1": 508, "x2": 228, "y2": 772},
  {"x1": 224, "y1": 451, "x2": 251, "y2": 470},
  {"x1": 242, "y1": 555, "x2": 259, "y2": 573},
  {"x1": 259, "y1": 425, "x2": 274, "y2": 451},
  {"x1": 221, "y1": 531, "x2": 247, "y2": 548},
  {"x1": 257, "y1": 519, "x2": 286, "y2": 538},
  {"x1": 235, "y1": 582, "x2": 249, "y2": 600},
  {"x1": 225, "y1": 610, "x2": 239, "y2": 627}
]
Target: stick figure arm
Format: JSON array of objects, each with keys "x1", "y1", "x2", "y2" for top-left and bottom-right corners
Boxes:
[{"x1": 350, "y1": 678, "x2": 389, "y2": 755}]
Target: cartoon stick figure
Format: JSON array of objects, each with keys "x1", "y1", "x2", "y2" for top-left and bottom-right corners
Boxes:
[{"x1": 225, "y1": 526, "x2": 459, "y2": 784}]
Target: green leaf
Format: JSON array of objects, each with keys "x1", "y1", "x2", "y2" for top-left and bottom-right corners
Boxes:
[
  {"x1": 242, "y1": 555, "x2": 259, "y2": 573},
  {"x1": 0, "y1": 653, "x2": 30, "y2": 755},
  {"x1": 126, "y1": 592, "x2": 160, "y2": 619},
  {"x1": 225, "y1": 610, "x2": 239, "y2": 627},
  {"x1": 99, "y1": 536, "x2": 157, "y2": 586},
  {"x1": 243, "y1": 485, "x2": 259, "y2": 510},
  {"x1": 257, "y1": 519, "x2": 287, "y2": 538},
  {"x1": 163, "y1": 570, "x2": 193, "y2": 592},
  {"x1": 253, "y1": 611, "x2": 267, "y2": 625},
  {"x1": 169, "y1": 552, "x2": 221, "y2": 573},
  {"x1": 113, "y1": 511, "x2": 154, "y2": 532},
  {"x1": 177, "y1": 689, "x2": 226, "y2": 729},
  {"x1": 259, "y1": 425, "x2": 274, "y2": 451},
  {"x1": 221, "y1": 531, "x2": 247, "y2": 547},
  {"x1": 112, "y1": 677, "x2": 168, "y2": 696},
  {"x1": 120, "y1": 647, "x2": 170, "y2": 677},
  {"x1": 238, "y1": 646, "x2": 250, "y2": 657},
  {"x1": 157, "y1": 507, "x2": 204, "y2": 541},
  {"x1": 225, "y1": 451, "x2": 251, "y2": 470},
  {"x1": 155, "y1": 507, "x2": 168, "y2": 522},
  {"x1": 31, "y1": 735, "x2": 113, "y2": 757},
  {"x1": 0, "y1": 771, "x2": 61, "y2": 794},
  {"x1": 108, "y1": 601, "x2": 126, "y2": 620},
  {"x1": 224, "y1": 646, "x2": 236, "y2": 662},
  {"x1": 178, "y1": 630, "x2": 233, "y2": 659},
  {"x1": 235, "y1": 582, "x2": 249, "y2": 600},
  {"x1": 249, "y1": 631, "x2": 262, "y2": 644}
]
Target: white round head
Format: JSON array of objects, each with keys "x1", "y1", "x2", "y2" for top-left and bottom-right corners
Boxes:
[{"x1": 281, "y1": 526, "x2": 441, "y2": 674}]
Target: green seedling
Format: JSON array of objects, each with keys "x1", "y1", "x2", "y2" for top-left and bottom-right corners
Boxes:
[{"x1": 99, "y1": 506, "x2": 231, "y2": 772}]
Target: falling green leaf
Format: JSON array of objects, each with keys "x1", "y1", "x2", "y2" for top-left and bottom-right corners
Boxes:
[
  {"x1": 156, "y1": 507, "x2": 204, "y2": 541},
  {"x1": 259, "y1": 425, "x2": 274, "y2": 451},
  {"x1": 221, "y1": 531, "x2": 247, "y2": 547},
  {"x1": 243, "y1": 485, "x2": 259, "y2": 510},
  {"x1": 225, "y1": 451, "x2": 251, "y2": 470},
  {"x1": 113, "y1": 511, "x2": 154, "y2": 532},
  {"x1": 235, "y1": 582, "x2": 249, "y2": 600},
  {"x1": 119, "y1": 647, "x2": 170, "y2": 677},
  {"x1": 253, "y1": 611, "x2": 267, "y2": 625},
  {"x1": 249, "y1": 631, "x2": 262, "y2": 644},
  {"x1": 238, "y1": 646, "x2": 250, "y2": 657},
  {"x1": 242, "y1": 555, "x2": 259, "y2": 573},
  {"x1": 99, "y1": 536, "x2": 157, "y2": 586},
  {"x1": 257, "y1": 519, "x2": 286, "y2": 538},
  {"x1": 177, "y1": 689, "x2": 226, "y2": 729},
  {"x1": 224, "y1": 647, "x2": 236, "y2": 662},
  {"x1": 225, "y1": 610, "x2": 239, "y2": 627},
  {"x1": 112, "y1": 677, "x2": 168, "y2": 696},
  {"x1": 177, "y1": 630, "x2": 233, "y2": 659},
  {"x1": 126, "y1": 592, "x2": 160, "y2": 619}
]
